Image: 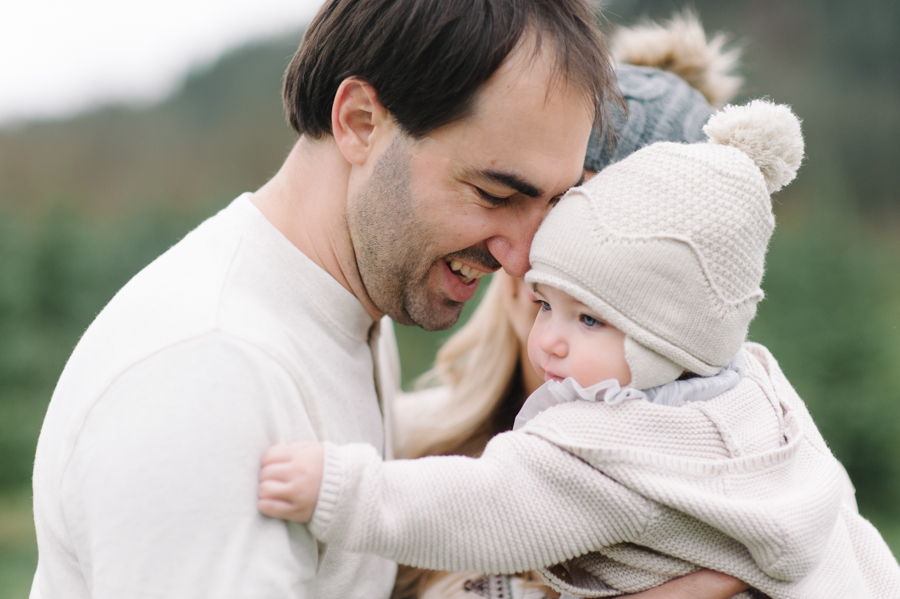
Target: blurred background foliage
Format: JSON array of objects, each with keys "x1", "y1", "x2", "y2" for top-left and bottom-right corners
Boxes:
[{"x1": 1, "y1": 0, "x2": 899, "y2": 595}]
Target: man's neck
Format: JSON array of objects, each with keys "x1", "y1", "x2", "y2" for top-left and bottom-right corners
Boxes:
[{"x1": 252, "y1": 137, "x2": 384, "y2": 322}]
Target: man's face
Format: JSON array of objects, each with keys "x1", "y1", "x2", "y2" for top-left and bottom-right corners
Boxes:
[{"x1": 347, "y1": 41, "x2": 594, "y2": 330}]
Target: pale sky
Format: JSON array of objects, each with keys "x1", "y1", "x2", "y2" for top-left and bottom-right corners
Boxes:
[{"x1": 0, "y1": 0, "x2": 326, "y2": 125}]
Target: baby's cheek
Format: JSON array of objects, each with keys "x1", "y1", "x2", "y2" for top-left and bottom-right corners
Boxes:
[
  {"x1": 526, "y1": 325, "x2": 544, "y2": 377},
  {"x1": 611, "y1": 331, "x2": 631, "y2": 386}
]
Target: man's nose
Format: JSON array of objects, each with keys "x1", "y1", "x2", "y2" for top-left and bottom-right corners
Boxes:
[{"x1": 486, "y1": 203, "x2": 545, "y2": 278}]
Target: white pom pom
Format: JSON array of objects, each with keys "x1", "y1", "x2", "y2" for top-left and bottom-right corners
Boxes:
[{"x1": 703, "y1": 99, "x2": 804, "y2": 193}]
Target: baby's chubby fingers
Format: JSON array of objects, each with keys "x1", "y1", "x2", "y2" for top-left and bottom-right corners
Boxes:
[
  {"x1": 257, "y1": 478, "x2": 302, "y2": 519},
  {"x1": 257, "y1": 497, "x2": 296, "y2": 520},
  {"x1": 257, "y1": 478, "x2": 291, "y2": 501},
  {"x1": 257, "y1": 441, "x2": 325, "y2": 523},
  {"x1": 261, "y1": 441, "x2": 318, "y2": 465},
  {"x1": 259, "y1": 461, "x2": 295, "y2": 483}
]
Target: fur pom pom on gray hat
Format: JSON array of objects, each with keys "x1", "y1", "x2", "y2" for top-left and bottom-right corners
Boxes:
[
  {"x1": 526, "y1": 100, "x2": 804, "y2": 389},
  {"x1": 584, "y1": 10, "x2": 743, "y2": 173}
]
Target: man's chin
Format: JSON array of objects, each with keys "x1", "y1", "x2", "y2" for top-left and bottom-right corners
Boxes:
[
  {"x1": 384, "y1": 266, "x2": 474, "y2": 330},
  {"x1": 400, "y1": 296, "x2": 465, "y2": 331}
]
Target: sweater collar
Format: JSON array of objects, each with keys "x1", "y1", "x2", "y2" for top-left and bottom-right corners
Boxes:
[
  {"x1": 232, "y1": 193, "x2": 375, "y2": 343},
  {"x1": 514, "y1": 350, "x2": 746, "y2": 431}
]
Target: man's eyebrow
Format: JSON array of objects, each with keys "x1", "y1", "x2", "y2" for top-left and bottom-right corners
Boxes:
[{"x1": 477, "y1": 169, "x2": 544, "y2": 198}]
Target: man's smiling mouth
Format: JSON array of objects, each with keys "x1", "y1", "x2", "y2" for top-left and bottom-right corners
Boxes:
[{"x1": 446, "y1": 259, "x2": 488, "y2": 284}]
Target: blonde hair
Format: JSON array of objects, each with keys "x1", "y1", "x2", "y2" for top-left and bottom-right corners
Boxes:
[
  {"x1": 392, "y1": 276, "x2": 542, "y2": 599},
  {"x1": 403, "y1": 275, "x2": 524, "y2": 459}
]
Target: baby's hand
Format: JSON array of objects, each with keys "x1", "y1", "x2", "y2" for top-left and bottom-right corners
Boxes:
[{"x1": 258, "y1": 441, "x2": 324, "y2": 523}]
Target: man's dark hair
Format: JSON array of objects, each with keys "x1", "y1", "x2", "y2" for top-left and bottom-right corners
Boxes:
[{"x1": 284, "y1": 0, "x2": 622, "y2": 139}]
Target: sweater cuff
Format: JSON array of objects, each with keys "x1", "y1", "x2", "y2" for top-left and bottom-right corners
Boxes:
[{"x1": 308, "y1": 441, "x2": 344, "y2": 538}]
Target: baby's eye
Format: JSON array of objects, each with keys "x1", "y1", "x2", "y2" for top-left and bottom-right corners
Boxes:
[
  {"x1": 580, "y1": 314, "x2": 604, "y2": 327},
  {"x1": 534, "y1": 300, "x2": 550, "y2": 312}
]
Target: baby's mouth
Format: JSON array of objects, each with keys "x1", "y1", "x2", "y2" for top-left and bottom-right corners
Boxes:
[
  {"x1": 446, "y1": 259, "x2": 488, "y2": 284},
  {"x1": 542, "y1": 367, "x2": 564, "y2": 382}
]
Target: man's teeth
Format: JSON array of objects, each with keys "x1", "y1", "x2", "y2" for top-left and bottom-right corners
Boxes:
[{"x1": 448, "y1": 259, "x2": 486, "y2": 283}]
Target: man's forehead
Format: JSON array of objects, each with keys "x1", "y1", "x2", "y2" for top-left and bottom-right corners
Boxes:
[
  {"x1": 423, "y1": 40, "x2": 592, "y2": 201},
  {"x1": 445, "y1": 67, "x2": 592, "y2": 197},
  {"x1": 475, "y1": 36, "x2": 593, "y2": 118}
]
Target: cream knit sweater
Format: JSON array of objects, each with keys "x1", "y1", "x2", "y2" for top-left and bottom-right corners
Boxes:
[
  {"x1": 309, "y1": 343, "x2": 900, "y2": 598},
  {"x1": 32, "y1": 195, "x2": 397, "y2": 599}
]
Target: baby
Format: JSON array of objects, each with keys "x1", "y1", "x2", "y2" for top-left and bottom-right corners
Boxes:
[{"x1": 257, "y1": 101, "x2": 900, "y2": 598}]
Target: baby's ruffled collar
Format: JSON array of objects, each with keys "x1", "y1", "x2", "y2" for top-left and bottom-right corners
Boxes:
[
  {"x1": 513, "y1": 350, "x2": 747, "y2": 431},
  {"x1": 546, "y1": 377, "x2": 646, "y2": 405}
]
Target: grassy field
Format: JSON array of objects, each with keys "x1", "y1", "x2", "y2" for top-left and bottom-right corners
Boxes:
[{"x1": 0, "y1": 490, "x2": 37, "y2": 599}]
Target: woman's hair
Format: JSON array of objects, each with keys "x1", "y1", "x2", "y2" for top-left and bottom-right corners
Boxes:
[
  {"x1": 393, "y1": 276, "x2": 533, "y2": 599},
  {"x1": 401, "y1": 276, "x2": 525, "y2": 460}
]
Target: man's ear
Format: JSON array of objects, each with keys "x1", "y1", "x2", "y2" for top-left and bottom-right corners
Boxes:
[{"x1": 332, "y1": 78, "x2": 391, "y2": 166}]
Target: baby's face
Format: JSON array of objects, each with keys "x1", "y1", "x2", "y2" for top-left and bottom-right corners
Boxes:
[{"x1": 527, "y1": 283, "x2": 631, "y2": 388}]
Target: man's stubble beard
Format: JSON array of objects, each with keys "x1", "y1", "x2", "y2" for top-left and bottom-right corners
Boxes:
[{"x1": 347, "y1": 136, "x2": 464, "y2": 331}]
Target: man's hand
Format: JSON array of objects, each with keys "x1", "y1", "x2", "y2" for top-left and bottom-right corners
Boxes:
[
  {"x1": 258, "y1": 441, "x2": 325, "y2": 523},
  {"x1": 625, "y1": 569, "x2": 749, "y2": 599}
]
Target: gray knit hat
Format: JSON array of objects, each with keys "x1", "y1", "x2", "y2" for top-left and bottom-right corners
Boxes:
[
  {"x1": 584, "y1": 64, "x2": 715, "y2": 173},
  {"x1": 527, "y1": 100, "x2": 805, "y2": 389},
  {"x1": 585, "y1": 10, "x2": 743, "y2": 173}
]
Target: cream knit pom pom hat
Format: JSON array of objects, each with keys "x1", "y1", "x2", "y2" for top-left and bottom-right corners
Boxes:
[{"x1": 525, "y1": 100, "x2": 804, "y2": 389}]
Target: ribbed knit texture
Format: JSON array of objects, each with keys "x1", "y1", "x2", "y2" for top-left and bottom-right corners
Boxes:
[
  {"x1": 307, "y1": 343, "x2": 900, "y2": 598},
  {"x1": 583, "y1": 64, "x2": 715, "y2": 173},
  {"x1": 526, "y1": 150, "x2": 769, "y2": 377}
]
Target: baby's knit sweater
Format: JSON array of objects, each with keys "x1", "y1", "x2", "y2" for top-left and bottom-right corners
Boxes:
[{"x1": 308, "y1": 343, "x2": 900, "y2": 598}]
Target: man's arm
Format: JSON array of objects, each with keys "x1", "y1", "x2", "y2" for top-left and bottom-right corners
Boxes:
[
  {"x1": 626, "y1": 570, "x2": 749, "y2": 599},
  {"x1": 62, "y1": 334, "x2": 318, "y2": 598}
]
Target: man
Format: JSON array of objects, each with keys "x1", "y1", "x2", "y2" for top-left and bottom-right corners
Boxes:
[
  {"x1": 31, "y1": 0, "x2": 745, "y2": 597},
  {"x1": 31, "y1": 1, "x2": 612, "y2": 597}
]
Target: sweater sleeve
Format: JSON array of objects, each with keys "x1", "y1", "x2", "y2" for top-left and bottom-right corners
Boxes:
[
  {"x1": 308, "y1": 429, "x2": 656, "y2": 574},
  {"x1": 58, "y1": 334, "x2": 320, "y2": 599}
]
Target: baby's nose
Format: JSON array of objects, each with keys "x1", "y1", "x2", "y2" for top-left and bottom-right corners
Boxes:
[{"x1": 538, "y1": 325, "x2": 567, "y2": 357}]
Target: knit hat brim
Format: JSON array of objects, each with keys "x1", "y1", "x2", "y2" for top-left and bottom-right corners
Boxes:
[
  {"x1": 525, "y1": 185, "x2": 753, "y2": 379},
  {"x1": 525, "y1": 261, "x2": 722, "y2": 387}
]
